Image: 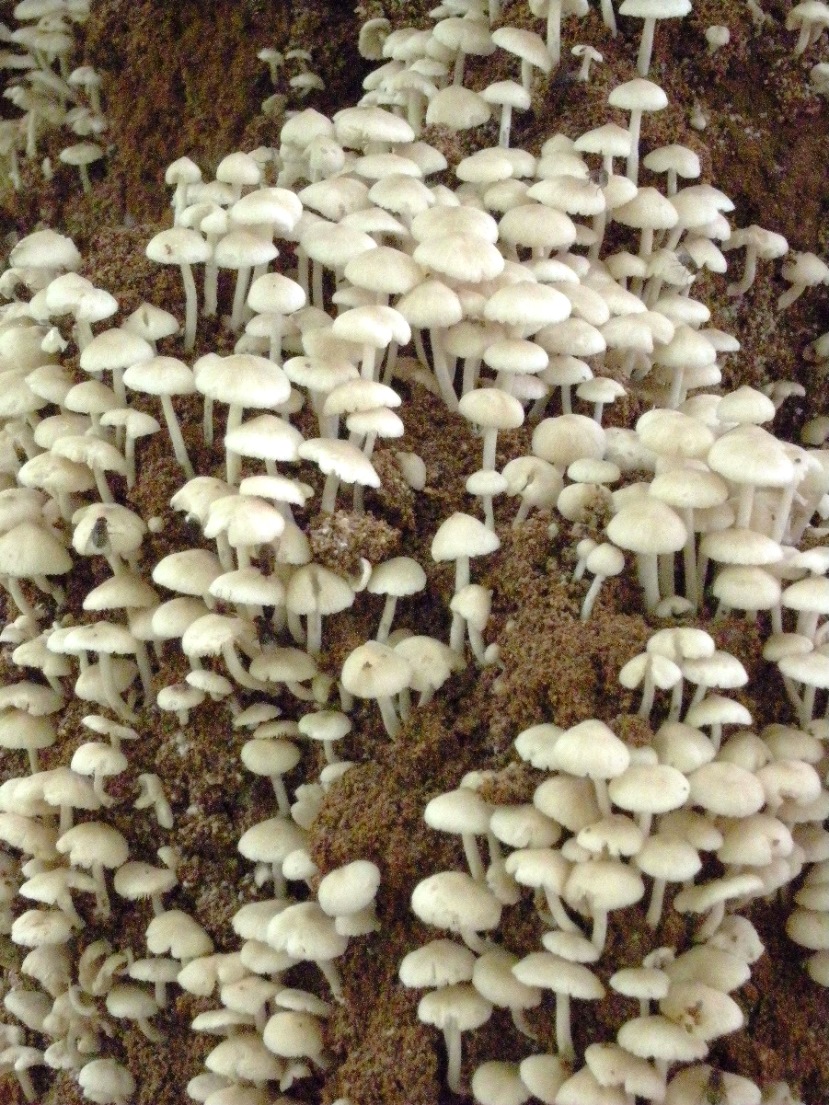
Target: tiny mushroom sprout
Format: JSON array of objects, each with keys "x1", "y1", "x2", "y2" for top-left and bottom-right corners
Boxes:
[
  {"x1": 59, "y1": 141, "x2": 103, "y2": 194},
  {"x1": 725, "y1": 225, "x2": 789, "y2": 297},
  {"x1": 580, "y1": 543, "x2": 625, "y2": 620},
  {"x1": 481, "y1": 80, "x2": 531, "y2": 149},
  {"x1": 240, "y1": 732, "x2": 301, "y2": 813},
  {"x1": 431, "y1": 512, "x2": 500, "y2": 654},
  {"x1": 787, "y1": 0, "x2": 829, "y2": 53},
  {"x1": 777, "y1": 251, "x2": 829, "y2": 310},
  {"x1": 572, "y1": 44, "x2": 603, "y2": 82}
]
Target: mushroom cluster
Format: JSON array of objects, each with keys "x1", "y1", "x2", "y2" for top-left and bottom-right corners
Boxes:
[
  {"x1": 410, "y1": 623, "x2": 826, "y2": 1098},
  {"x1": 0, "y1": 0, "x2": 105, "y2": 194},
  {"x1": 0, "y1": 1, "x2": 825, "y2": 1104}
]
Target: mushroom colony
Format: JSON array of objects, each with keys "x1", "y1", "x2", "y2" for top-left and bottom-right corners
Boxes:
[{"x1": 0, "y1": 0, "x2": 827, "y2": 1104}]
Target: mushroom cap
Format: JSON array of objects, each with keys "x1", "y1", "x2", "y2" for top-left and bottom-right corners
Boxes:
[
  {"x1": 564, "y1": 858, "x2": 645, "y2": 914},
  {"x1": 263, "y1": 1009, "x2": 325, "y2": 1060},
  {"x1": 418, "y1": 982, "x2": 493, "y2": 1032},
  {"x1": 607, "y1": 497, "x2": 687, "y2": 555},
  {"x1": 687, "y1": 761, "x2": 765, "y2": 817},
  {"x1": 12, "y1": 229, "x2": 82, "y2": 272},
  {"x1": 664, "y1": 1066, "x2": 761, "y2": 1105},
  {"x1": 195, "y1": 353, "x2": 290, "y2": 410},
  {"x1": 205, "y1": 1033, "x2": 282, "y2": 1084},
  {"x1": 553, "y1": 719, "x2": 630, "y2": 780},
  {"x1": 78, "y1": 1058, "x2": 136, "y2": 1105},
  {"x1": 425, "y1": 787, "x2": 491, "y2": 837},
  {"x1": 287, "y1": 564, "x2": 355, "y2": 617},
  {"x1": 474, "y1": 948, "x2": 542, "y2": 1009},
  {"x1": 399, "y1": 939, "x2": 476, "y2": 988},
  {"x1": 608, "y1": 77, "x2": 669, "y2": 113},
  {"x1": 431, "y1": 512, "x2": 501, "y2": 562},
  {"x1": 492, "y1": 25, "x2": 552, "y2": 71},
  {"x1": 519, "y1": 1054, "x2": 570, "y2": 1105},
  {"x1": 57, "y1": 821, "x2": 129, "y2": 869},
  {"x1": 659, "y1": 981, "x2": 744, "y2": 1040},
  {"x1": 411, "y1": 870, "x2": 502, "y2": 934},
  {"x1": 318, "y1": 860, "x2": 381, "y2": 917},
  {"x1": 341, "y1": 640, "x2": 412, "y2": 699},
  {"x1": 114, "y1": 861, "x2": 177, "y2": 902},
  {"x1": 617, "y1": 1014, "x2": 707, "y2": 1062},
  {"x1": 266, "y1": 901, "x2": 348, "y2": 960},
  {"x1": 513, "y1": 951, "x2": 605, "y2": 998},
  {"x1": 146, "y1": 909, "x2": 214, "y2": 960},
  {"x1": 0, "y1": 709, "x2": 56, "y2": 754},
  {"x1": 0, "y1": 522, "x2": 72, "y2": 577},
  {"x1": 425, "y1": 86, "x2": 492, "y2": 131},
  {"x1": 146, "y1": 226, "x2": 210, "y2": 266},
  {"x1": 608, "y1": 763, "x2": 690, "y2": 814},
  {"x1": 707, "y1": 425, "x2": 795, "y2": 487},
  {"x1": 238, "y1": 817, "x2": 308, "y2": 865}
]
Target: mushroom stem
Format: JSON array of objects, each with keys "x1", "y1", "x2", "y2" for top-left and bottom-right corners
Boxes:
[
  {"x1": 179, "y1": 262, "x2": 198, "y2": 353},
  {"x1": 697, "y1": 899, "x2": 725, "y2": 942},
  {"x1": 637, "y1": 552, "x2": 661, "y2": 611},
  {"x1": 625, "y1": 109, "x2": 644, "y2": 184},
  {"x1": 430, "y1": 329, "x2": 458, "y2": 410},
  {"x1": 727, "y1": 246, "x2": 758, "y2": 297},
  {"x1": 137, "y1": 1017, "x2": 162, "y2": 1043},
  {"x1": 461, "y1": 833, "x2": 485, "y2": 883},
  {"x1": 555, "y1": 993, "x2": 574, "y2": 1061},
  {"x1": 221, "y1": 643, "x2": 265, "y2": 691},
  {"x1": 159, "y1": 395, "x2": 194, "y2": 479},
  {"x1": 591, "y1": 908, "x2": 609, "y2": 953},
  {"x1": 544, "y1": 889, "x2": 580, "y2": 932},
  {"x1": 230, "y1": 266, "x2": 252, "y2": 333},
  {"x1": 444, "y1": 1017, "x2": 463, "y2": 1093},
  {"x1": 320, "y1": 472, "x2": 340, "y2": 514},
  {"x1": 91, "y1": 862, "x2": 111, "y2": 919},
  {"x1": 316, "y1": 958, "x2": 343, "y2": 1003},
  {"x1": 510, "y1": 1007, "x2": 536, "y2": 1039},
  {"x1": 99, "y1": 653, "x2": 136, "y2": 722},
  {"x1": 377, "y1": 694, "x2": 401, "y2": 739},
  {"x1": 646, "y1": 878, "x2": 667, "y2": 928},
  {"x1": 636, "y1": 17, "x2": 657, "y2": 76},
  {"x1": 498, "y1": 104, "x2": 514, "y2": 149},
  {"x1": 271, "y1": 775, "x2": 292, "y2": 817},
  {"x1": 376, "y1": 596, "x2": 398, "y2": 643},
  {"x1": 306, "y1": 612, "x2": 322, "y2": 657},
  {"x1": 3, "y1": 577, "x2": 33, "y2": 617}
]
